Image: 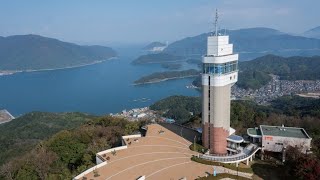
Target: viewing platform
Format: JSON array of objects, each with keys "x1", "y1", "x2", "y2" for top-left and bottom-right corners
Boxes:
[{"x1": 74, "y1": 123, "x2": 253, "y2": 180}]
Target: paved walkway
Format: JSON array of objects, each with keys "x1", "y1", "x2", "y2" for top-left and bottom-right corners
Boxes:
[{"x1": 213, "y1": 165, "x2": 253, "y2": 179}]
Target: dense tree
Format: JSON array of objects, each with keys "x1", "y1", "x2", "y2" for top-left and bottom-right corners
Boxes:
[
  {"x1": 150, "y1": 95, "x2": 201, "y2": 123},
  {"x1": 285, "y1": 146, "x2": 320, "y2": 180},
  {"x1": 0, "y1": 116, "x2": 144, "y2": 180}
]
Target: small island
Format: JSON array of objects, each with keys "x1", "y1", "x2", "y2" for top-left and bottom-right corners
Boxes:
[
  {"x1": 134, "y1": 69, "x2": 200, "y2": 85},
  {"x1": 132, "y1": 53, "x2": 184, "y2": 64},
  {"x1": 161, "y1": 63, "x2": 182, "y2": 70}
]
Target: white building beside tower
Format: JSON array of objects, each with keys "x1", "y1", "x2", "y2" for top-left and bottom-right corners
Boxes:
[{"x1": 201, "y1": 10, "x2": 241, "y2": 154}]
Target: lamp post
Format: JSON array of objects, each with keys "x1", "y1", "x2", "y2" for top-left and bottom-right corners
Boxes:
[
  {"x1": 237, "y1": 166, "x2": 239, "y2": 179},
  {"x1": 194, "y1": 136, "x2": 196, "y2": 151}
]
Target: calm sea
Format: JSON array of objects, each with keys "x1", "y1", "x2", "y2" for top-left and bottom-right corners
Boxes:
[{"x1": 0, "y1": 47, "x2": 199, "y2": 117}]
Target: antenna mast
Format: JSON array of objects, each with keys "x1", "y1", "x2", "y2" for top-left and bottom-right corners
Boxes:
[{"x1": 214, "y1": 9, "x2": 219, "y2": 36}]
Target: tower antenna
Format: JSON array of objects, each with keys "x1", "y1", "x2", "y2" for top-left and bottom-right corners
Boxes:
[{"x1": 214, "y1": 9, "x2": 219, "y2": 36}]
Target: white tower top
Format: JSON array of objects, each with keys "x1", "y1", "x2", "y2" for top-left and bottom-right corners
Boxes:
[{"x1": 202, "y1": 10, "x2": 239, "y2": 87}]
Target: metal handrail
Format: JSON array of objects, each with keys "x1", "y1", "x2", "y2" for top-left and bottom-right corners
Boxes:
[{"x1": 199, "y1": 145, "x2": 261, "y2": 162}]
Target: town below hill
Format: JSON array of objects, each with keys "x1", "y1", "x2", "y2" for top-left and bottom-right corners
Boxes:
[{"x1": 189, "y1": 55, "x2": 320, "y2": 104}]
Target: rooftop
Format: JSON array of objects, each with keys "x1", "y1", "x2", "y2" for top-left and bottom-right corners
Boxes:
[
  {"x1": 260, "y1": 125, "x2": 310, "y2": 139},
  {"x1": 227, "y1": 134, "x2": 244, "y2": 143},
  {"x1": 247, "y1": 128, "x2": 262, "y2": 137}
]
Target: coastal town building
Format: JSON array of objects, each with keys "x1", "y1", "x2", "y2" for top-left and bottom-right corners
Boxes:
[{"x1": 247, "y1": 125, "x2": 312, "y2": 159}]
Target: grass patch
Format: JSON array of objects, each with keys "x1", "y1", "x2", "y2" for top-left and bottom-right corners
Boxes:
[
  {"x1": 191, "y1": 156, "x2": 253, "y2": 174},
  {"x1": 196, "y1": 173, "x2": 251, "y2": 180},
  {"x1": 189, "y1": 143, "x2": 208, "y2": 153}
]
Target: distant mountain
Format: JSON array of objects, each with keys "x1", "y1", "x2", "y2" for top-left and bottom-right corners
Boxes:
[
  {"x1": 0, "y1": 35, "x2": 117, "y2": 71},
  {"x1": 143, "y1": 42, "x2": 166, "y2": 50},
  {"x1": 304, "y1": 26, "x2": 320, "y2": 39},
  {"x1": 164, "y1": 27, "x2": 320, "y2": 61},
  {"x1": 131, "y1": 53, "x2": 184, "y2": 64}
]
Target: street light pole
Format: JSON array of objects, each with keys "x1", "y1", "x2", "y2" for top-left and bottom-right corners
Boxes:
[
  {"x1": 237, "y1": 166, "x2": 239, "y2": 179},
  {"x1": 194, "y1": 136, "x2": 196, "y2": 151}
]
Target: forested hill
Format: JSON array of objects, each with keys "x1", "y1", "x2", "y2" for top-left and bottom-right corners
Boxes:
[
  {"x1": 164, "y1": 27, "x2": 320, "y2": 60},
  {"x1": 0, "y1": 35, "x2": 117, "y2": 71},
  {"x1": 240, "y1": 55, "x2": 320, "y2": 80},
  {"x1": 0, "y1": 114, "x2": 145, "y2": 179},
  {"x1": 0, "y1": 112, "x2": 96, "y2": 165}
]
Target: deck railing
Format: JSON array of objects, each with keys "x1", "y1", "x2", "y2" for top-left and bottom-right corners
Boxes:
[{"x1": 199, "y1": 144, "x2": 261, "y2": 163}]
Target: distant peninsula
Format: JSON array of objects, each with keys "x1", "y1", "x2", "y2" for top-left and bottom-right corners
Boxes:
[
  {"x1": 134, "y1": 69, "x2": 200, "y2": 85},
  {"x1": 0, "y1": 34, "x2": 117, "y2": 73},
  {"x1": 132, "y1": 53, "x2": 184, "y2": 64}
]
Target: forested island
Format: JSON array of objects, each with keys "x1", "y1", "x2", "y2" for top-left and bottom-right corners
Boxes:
[
  {"x1": 131, "y1": 53, "x2": 184, "y2": 64},
  {"x1": 134, "y1": 69, "x2": 200, "y2": 85},
  {"x1": 161, "y1": 63, "x2": 182, "y2": 70},
  {"x1": 0, "y1": 35, "x2": 117, "y2": 72}
]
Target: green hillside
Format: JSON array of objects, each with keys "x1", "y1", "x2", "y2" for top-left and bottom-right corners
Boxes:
[
  {"x1": 0, "y1": 35, "x2": 117, "y2": 71},
  {"x1": 150, "y1": 95, "x2": 201, "y2": 124},
  {"x1": 0, "y1": 115, "x2": 145, "y2": 180},
  {"x1": 240, "y1": 55, "x2": 320, "y2": 80},
  {"x1": 0, "y1": 112, "x2": 95, "y2": 165}
]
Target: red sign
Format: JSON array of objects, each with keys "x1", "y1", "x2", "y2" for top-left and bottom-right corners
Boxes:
[{"x1": 264, "y1": 136, "x2": 273, "y2": 141}]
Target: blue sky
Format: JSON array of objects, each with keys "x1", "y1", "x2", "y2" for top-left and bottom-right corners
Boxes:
[{"x1": 0, "y1": 0, "x2": 319, "y2": 45}]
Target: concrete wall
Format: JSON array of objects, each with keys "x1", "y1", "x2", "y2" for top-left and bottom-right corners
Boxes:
[
  {"x1": 202, "y1": 84, "x2": 231, "y2": 130},
  {"x1": 122, "y1": 134, "x2": 142, "y2": 145},
  {"x1": 202, "y1": 84, "x2": 231, "y2": 154},
  {"x1": 211, "y1": 85, "x2": 231, "y2": 131},
  {"x1": 207, "y1": 36, "x2": 233, "y2": 56},
  {"x1": 262, "y1": 135, "x2": 312, "y2": 153},
  {"x1": 73, "y1": 161, "x2": 108, "y2": 180}
]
